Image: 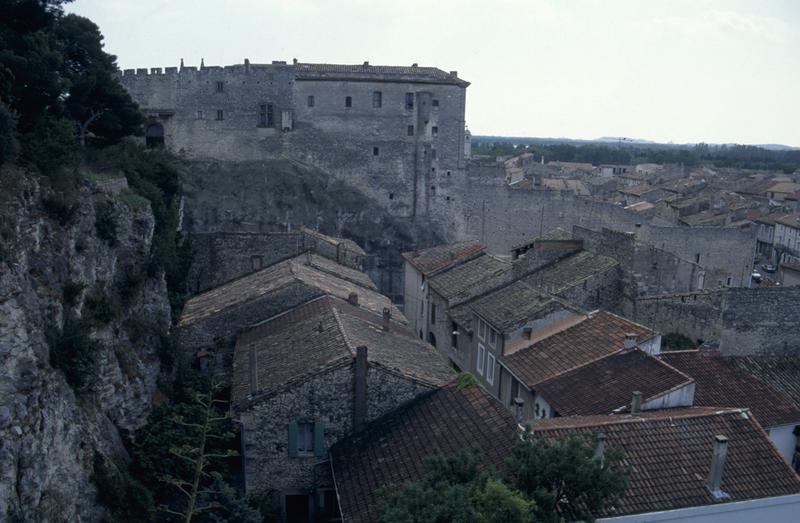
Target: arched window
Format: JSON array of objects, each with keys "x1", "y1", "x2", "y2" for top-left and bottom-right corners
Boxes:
[
  {"x1": 145, "y1": 123, "x2": 164, "y2": 148},
  {"x1": 427, "y1": 332, "x2": 437, "y2": 348}
]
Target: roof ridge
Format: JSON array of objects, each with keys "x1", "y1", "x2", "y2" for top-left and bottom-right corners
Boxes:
[
  {"x1": 331, "y1": 305, "x2": 356, "y2": 357},
  {"x1": 534, "y1": 347, "x2": 630, "y2": 388},
  {"x1": 533, "y1": 407, "x2": 750, "y2": 431}
]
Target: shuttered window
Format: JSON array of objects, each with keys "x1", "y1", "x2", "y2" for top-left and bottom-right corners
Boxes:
[{"x1": 288, "y1": 420, "x2": 326, "y2": 458}]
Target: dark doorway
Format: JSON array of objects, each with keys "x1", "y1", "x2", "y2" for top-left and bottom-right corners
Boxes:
[
  {"x1": 285, "y1": 494, "x2": 310, "y2": 523},
  {"x1": 427, "y1": 332, "x2": 437, "y2": 348},
  {"x1": 145, "y1": 123, "x2": 164, "y2": 148}
]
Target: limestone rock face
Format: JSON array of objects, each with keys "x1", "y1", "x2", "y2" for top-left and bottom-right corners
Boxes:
[{"x1": 0, "y1": 174, "x2": 170, "y2": 522}]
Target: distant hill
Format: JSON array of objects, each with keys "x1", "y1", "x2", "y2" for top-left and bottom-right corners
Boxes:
[{"x1": 473, "y1": 135, "x2": 799, "y2": 151}]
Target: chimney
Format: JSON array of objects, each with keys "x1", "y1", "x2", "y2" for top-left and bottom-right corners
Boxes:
[
  {"x1": 347, "y1": 292, "x2": 359, "y2": 306},
  {"x1": 631, "y1": 391, "x2": 642, "y2": 414},
  {"x1": 180, "y1": 58, "x2": 184, "y2": 70},
  {"x1": 594, "y1": 432, "x2": 606, "y2": 464},
  {"x1": 353, "y1": 346, "x2": 368, "y2": 431},
  {"x1": 248, "y1": 347, "x2": 258, "y2": 395},
  {"x1": 293, "y1": 58, "x2": 298, "y2": 64},
  {"x1": 449, "y1": 70, "x2": 458, "y2": 76},
  {"x1": 623, "y1": 333, "x2": 638, "y2": 351},
  {"x1": 707, "y1": 435, "x2": 730, "y2": 498},
  {"x1": 363, "y1": 61, "x2": 369, "y2": 66},
  {"x1": 382, "y1": 307, "x2": 391, "y2": 331},
  {"x1": 305, "y1": 250, "x2": 312, "y2": 265},
  {"x1": 513, "y1": 397, "x2": 524, "y2": 423}
]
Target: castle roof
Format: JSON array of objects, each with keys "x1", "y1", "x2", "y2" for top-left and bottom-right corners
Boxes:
[
  {"x1": 294, "y1": 62, "x2": 470, "y2": 86},
  {"x1": 402, "y1": 240, "x2": 485, "y2": 277}
]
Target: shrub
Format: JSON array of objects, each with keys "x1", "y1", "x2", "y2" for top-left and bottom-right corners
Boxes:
[
  {"x1": 42, "y1": 193, "x2": 78, "y2": 226},
  {"x1": 47, "y1": 318, "x2": 101, "y2": 391},
  {"x1": 92, "y1": 454, "x2": 156, "y2": 523},
  {"x1": 62, "y1": 279, "x2": 85, "y2": 306},
  {"x1": 84, "y1": 291, "x2": 121, "y2": 324},
  {"x1": 663, "y1": 333, "x2": 696, "y2": 351},
  {"x1": 0, "y1": 102, "x2": 18, "y2": 167},
  {"x1": 95, "y1": 200, "x2": 118, "y2": 246}
]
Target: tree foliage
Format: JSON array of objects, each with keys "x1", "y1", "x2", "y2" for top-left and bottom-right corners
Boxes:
[{"x1": 377, "y1": 433, "x2": 628, "y2": 523}]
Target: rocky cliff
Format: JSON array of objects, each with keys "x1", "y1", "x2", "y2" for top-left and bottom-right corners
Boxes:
[{"x1": 0, "y1": 171, "x2": 170, "y2": 522}]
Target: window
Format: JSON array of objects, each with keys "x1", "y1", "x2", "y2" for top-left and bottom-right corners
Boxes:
[
  {"x1": 297, "y1": 422, "x2": 314, "y2": 454},
  {"x1": 489, "y1": 328, "x2": 497, "y2": 348},
  {"x1": 407, "y1": 125, "x2": 414, "y2": 136},
  {"x1": 195, "y1": 110, "x2": 204, "y2": 120},
  {"x1": 259, "y1": 104, "x2": 267, "y2": 127},
  {"x1": 373, "y1": 147, "x2": 379, "y2": 156},
  {"x1": 215, "y1": 109, "x2": 224, "y2": 121},
  {"x1": 451, "y1": 321, "x2": 458, "y2": 348},
  {"x1": 266, "y1": 103, "x2": 274, "y2": 127},
  {"x1": 510, "y1": 379, "x2": 519, "y2": 406},
  {"x1": 486, "y1": 353, "x2": 495, "y2": 385},
  {"x1": 307, "y1": 95, "x2": 315, "y2": 107},
  {"x1": 432, "y1": 99, "x2": 439, "y2": 107},
  {"x1": 477, "y1": 344, "x2": 485, "y2": 375},
  {"x1": 372, "y1": 91, "x2": 382, "y2": 108},
  {"x1": 405, "y1": 92, "x2": 414, "y2": 110},
  {"x1": 431, "y1": 149, "x2": 437, "y2": 160},
  {"x1": 478, "y1": 319, "x2": 486, "y2": 341},
  {"x1": 215, "y1": 81, "x2": 224, "y2": 92},
  {"x1": 288, "y1": 421, "x2": 325, "y2": 458},
  {"x1": 430, "y1": 303, "x2": 436, "y2": 324},
  {"x1": 250, "y1": 255, "x2": 263, "y2": 270},
  {"x1": 726, "y1": 276, "x2": 732, "y2": 286},
  {"x1": 345, "y1": 96, "x2": 352, "y2": 108},
  {"x1": 695, "y1": 253, "x2": 701, "y2": 264},
  {"x1": 432, "y1": 126, "x2": 439, "y2": 137}
]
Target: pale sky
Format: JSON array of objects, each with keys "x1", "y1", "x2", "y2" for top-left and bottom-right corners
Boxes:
[{"x1": 67, "y1": 0, "x2": 800, "y2": 146}]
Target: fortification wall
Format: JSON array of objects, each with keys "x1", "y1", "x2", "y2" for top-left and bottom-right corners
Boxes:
[
  {"x1": 452, "y1": 172, "x2": 756, "y2": 289},
  {"x1": 632, "y1": 287, "x2": 800, "y2": 355},
  {"x1": 633, "y1": 291, "x2": 724, "y2": 344}
]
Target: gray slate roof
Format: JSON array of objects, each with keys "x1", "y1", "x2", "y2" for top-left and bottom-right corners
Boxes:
[
  {"x1": 294, "y1": 62, "x2": 469, "y2": 86},
  {"x1": 428, "y1": 253, "x2": 512, "y2": 302},
  {"x1": 179, "y1": 253, "x2": 402, "y2": 326},
  {"x1": 232, "y1": 296, "x2": 451, "y2": 409},
  {"x1": 522, "y1": 250, "x2": 619, "y2": 294}
]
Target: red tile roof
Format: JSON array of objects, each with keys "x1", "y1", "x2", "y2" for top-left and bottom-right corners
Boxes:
[
  {"x1": 660, "y1": 351, "x2": 800, "y2": 428},
  {"x1": 331, "y1": 382, "x2": 519, "y2": 523},
  {"x1": 504, "y1": 311, "x2": 656, "y2": 388},
  {"x1": 401, "y1": 240, "x2": 485, "y2": 277},
  {"x1": 533, "y1": 408, "x2": 800, "y2": 517},
  {"x1": 535, "y1": 349, "x2": 693, "y2": 416}
]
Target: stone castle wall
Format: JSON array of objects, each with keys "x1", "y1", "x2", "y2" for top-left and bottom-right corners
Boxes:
[
  {"x1": 120, "y1": 62, "x2": 467, "y2": 219},
  {"x1": 632, "y1": 287, "x2": 800, "y2": 355}
]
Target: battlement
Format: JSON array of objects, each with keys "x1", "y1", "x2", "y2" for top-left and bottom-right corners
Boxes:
[{"x1": 118, "y1": 58, "x2": 469, "y2": 86}]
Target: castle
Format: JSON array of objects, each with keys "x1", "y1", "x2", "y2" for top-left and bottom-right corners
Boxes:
[{"x1": 119, "y1": 59, "x2": 470, "y2": 219}]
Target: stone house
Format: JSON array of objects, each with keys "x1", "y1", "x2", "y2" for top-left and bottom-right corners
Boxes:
[
  {"x1": 502, "y1": 310, "x2": 662, "y2": 421},
  {"x1": 534, "y1": 408, "x2": 800, "y2": 521},
  {"x1": 231, "y1": 295, "x2": 451, "y2": 521},
  {"x1": 661, "y1": 350, "x2": 800, "y2": 463},
  {"x1": 774, "y1": 213, "x2": 800, "y2": 263},
  {"x1": 332, "y1": 387, "x2": 800, "y2": 522},
  {"x1": 178, "y1": 252, "x2": 402, "y2": 363}
]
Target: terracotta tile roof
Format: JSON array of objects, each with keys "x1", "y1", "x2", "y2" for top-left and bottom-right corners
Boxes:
[
  {"x1": 731, "y1": 356, "x2": 800, "y2": 410},
  {"x1": 294, "y1": 62, "x2": 469, "y2": 86},
  {"x1": 504, "y1": 311, "x2": 657, "y2": 388},
  {"x1": 232, "y1": 296, "x2": 451, "y2": 409},
  {"x1": 532, "y1": 408, "x2": 800, "y2": 517},
  {"x1": 535, "y1": 350, "x2": 693, "y2": 416},
  {"x1": 775, "y1": 213, "x2": 800, "y2": 230},
  {"x1": 331, "y1": 382, "x2": 519, "y2": 523},
  {"x1": 660, "y1": 351, "x2": 800, "y2": 428},
  {"x1": 401, "y1": 240, "x2": 485, "y2": 277},
  {"x1": 521, "y1": 250, "x2": 619, "y2": 294},
  {"x1": 179, "y1": 253, "x2": 402, "y2": 326},
  {"x1": 300, "y1": 226, "x2": 367, "y2": 256},
  {"x1": 428, "y1": 253, "x2": 512, "y2": 301},
  {"x1": 451, "y1": 280, "x2": 578, "y2": 334}
]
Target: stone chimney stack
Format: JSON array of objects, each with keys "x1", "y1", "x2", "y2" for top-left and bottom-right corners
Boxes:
[
  {"x1": 513, "y1": 397, "x2": 524, "y2": 423},
  {"x1": 707, "y1": 435, "x2": 730, "y2": 497},
  {"x1": 594, "y1": 432, "x2": 606, "y2": 464},
  {"x1": 623, "y1": 333, "x2": 638, "y2": 351},
  {"x1": 382, "y1": 307, "x2": 391, "y2": 331},
  {"x1": 347, "y1": 292, "x2": 359, "y2": 306},
  {"x1": 353, "y1": 346, "x2": 368, "y2": 431},
  {"x1": 631, "y1": 391, "x2": 643, "y2": 414}
]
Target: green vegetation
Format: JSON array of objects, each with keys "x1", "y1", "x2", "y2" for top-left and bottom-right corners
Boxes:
[
  {"x1": 94, "y1": 200, "x2": 118, "y2": 246},
  {"x1": 663, "y1": 332, "x2": 696, "y2": 351},
  {"x1": 472, "y1": 140, "x2": 800, "y2": 173},
  {"x1": 47, "y1": 317, "x2": 102, "y2": 391},
  {"x1": 378, "y1": 432, "x2": 628, "y2": 523}
]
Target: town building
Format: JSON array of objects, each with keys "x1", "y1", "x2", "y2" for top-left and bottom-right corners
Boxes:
[
  {"x1": 120, "y1": 60, "x2": 470, "y2": 218},
  {"x1": 232, "y1": 295, "x2": 451, "y2": 520}
]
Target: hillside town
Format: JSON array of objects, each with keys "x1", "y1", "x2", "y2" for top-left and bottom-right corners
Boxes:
[{"x1": 2, "y1": 2, "x2": 800, "y2": 523}]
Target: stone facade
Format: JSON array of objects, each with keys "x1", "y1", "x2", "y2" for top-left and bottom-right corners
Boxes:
[
  {"x1": 120, "y1": 61, "x2": 468, "y2": 219},
  {"x1": 238, "y1": 363, "x2": 435, "y2": 513}
]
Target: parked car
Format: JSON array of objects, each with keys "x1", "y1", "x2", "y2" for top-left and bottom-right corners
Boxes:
[
  {"x1": 761, "y1": 264, "x2": 777, "y2": 273},
  {"x1": 751, "y1": 272, "x2": 763, "y2": 283}
]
